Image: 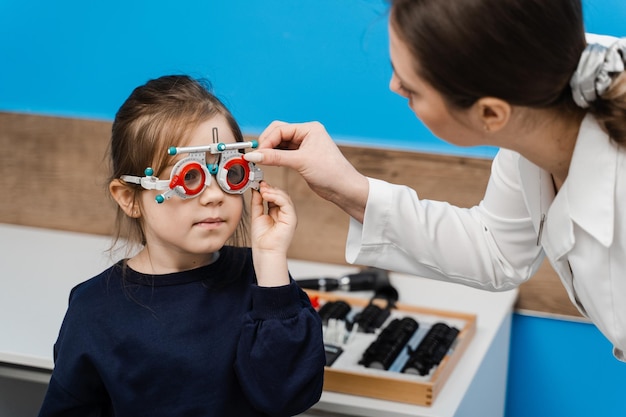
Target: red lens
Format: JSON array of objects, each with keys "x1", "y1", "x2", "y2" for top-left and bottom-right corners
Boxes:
[
  {"x1": 222, "y1": 157, "x2": 250, "y2": 191},
  {"x1": 169, "y1": 162, "x2": 206, "y2": 195}
]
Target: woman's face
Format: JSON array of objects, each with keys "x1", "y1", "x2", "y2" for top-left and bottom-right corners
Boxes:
[{"x1": 388, "y1": 22, "x2": 484, "y2": 147}]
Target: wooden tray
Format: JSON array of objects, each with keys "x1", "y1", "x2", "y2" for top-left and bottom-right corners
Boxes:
[{"x1": 305, "y1": 289, "x2": 477, "y2": 407}]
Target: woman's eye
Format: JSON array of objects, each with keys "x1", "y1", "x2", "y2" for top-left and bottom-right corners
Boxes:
[{"x1": 399, "y1": 83, "x2": 416, "y2": 96}]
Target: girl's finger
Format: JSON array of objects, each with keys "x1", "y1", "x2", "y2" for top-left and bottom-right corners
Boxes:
[{"x1": 250, "y1": 189, "x2": 264, "y2": 219}]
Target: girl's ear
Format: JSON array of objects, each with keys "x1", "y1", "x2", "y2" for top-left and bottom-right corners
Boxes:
[{"x1": 109, "y1": 179, "x2": 141, "y2": 218}]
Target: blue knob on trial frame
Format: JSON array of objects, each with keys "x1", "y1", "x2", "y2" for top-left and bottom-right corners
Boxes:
[{"x1": 207, "y1": 164, "x2": 219, "y2": 174}]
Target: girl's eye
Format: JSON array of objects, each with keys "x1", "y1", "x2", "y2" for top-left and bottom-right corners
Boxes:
[
  {"x1": 184, "y1": 169, "x2": 203, "y2": 188},
  {"x1": 226, "y1": 164, "x2": 245, "y2": 186}
]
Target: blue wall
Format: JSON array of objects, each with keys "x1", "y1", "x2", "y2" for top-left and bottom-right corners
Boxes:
[
  {"x1": 506, "y1": 314, "x2": 626, "y2": 417},
  {"x1": 2, "y1": 1, "x2": 626, "y2": 415},
  {"x1": 2, "y1": 0, "x2": 625, "y2": 157},
  {"x1": 2, "y1": 0, "x2": 496, "y2": 157}
]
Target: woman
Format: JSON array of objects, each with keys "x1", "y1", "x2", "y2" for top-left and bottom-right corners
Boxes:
[{"x1": 244, "y1": 0, "x2": 626, "y2": 360}]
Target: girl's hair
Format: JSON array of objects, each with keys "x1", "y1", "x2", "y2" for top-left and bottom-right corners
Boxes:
[
  {"x1": 108, "y1": 75, "x2": 249, "y2": 253},
  {"x1": 389, "y1": 0, "x2": 626, "y2": 145}
]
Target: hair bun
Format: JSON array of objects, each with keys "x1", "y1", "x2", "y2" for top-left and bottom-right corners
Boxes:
[{"x1": 570, "y1": 38, "x2": 626, "y2": 108}]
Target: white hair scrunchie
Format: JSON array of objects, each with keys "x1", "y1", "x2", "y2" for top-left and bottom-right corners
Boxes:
[{"x1": 570, "y1": 38, "x2": 626, "y2": 108}]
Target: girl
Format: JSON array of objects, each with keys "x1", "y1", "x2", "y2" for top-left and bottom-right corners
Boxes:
[{"x1": 38, "y1": 75, "x2": 325, "y2": 416}]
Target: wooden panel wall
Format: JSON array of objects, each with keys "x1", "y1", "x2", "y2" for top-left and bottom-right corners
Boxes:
[{"x1": 0, "y1": 112, "x2": 580, "y2": 317}]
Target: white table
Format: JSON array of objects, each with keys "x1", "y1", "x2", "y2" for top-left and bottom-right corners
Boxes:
[
  {"x1": 0, "y1": 224, "x2": 518, "y2": 417},
  {"x1": 1, "y1": 225, "x2": 116, "y2": 379}
]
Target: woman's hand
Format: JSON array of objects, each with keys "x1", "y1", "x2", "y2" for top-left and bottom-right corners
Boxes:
[
  {"x1": 250, "y1": 181, "x2": 296, "y2": 287},
  {"x1": 244, "y1": 121, "x2": 369, "y2": 222}
]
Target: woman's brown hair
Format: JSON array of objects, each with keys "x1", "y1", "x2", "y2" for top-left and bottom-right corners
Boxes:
[{"x1": 389, "y1": 0, "x2": 626, "y2": 144}]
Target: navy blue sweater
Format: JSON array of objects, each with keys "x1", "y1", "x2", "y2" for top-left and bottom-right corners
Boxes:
[{"x1": 38, "y1": 246, "x2": 325, "y2": 417}]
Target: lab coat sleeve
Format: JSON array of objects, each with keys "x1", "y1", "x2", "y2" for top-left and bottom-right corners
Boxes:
[{"x1": 346, "y1": 149, "x2": 544, "y2": 290}]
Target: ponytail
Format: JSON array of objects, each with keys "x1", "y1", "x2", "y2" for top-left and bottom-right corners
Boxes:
[{"x1": 570, "y1": 38, "x2": 626, "y2": 145}]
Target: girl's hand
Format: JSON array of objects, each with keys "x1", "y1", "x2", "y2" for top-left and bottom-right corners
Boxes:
[{"x1": 250, "y1": 181, "x2": 296, "y2": 286}]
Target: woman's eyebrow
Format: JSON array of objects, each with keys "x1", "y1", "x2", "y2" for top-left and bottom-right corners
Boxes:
[
  {"x1": 390, "y1": 60, "x2": 397, "y2": 75},
  {"x1": 390, "y1": 61, "x2": 410, "y2": 86}
]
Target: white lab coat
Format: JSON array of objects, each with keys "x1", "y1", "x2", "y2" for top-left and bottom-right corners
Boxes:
[{"x1": 346, "y1": 114, "x2": 626, "y2": 360}]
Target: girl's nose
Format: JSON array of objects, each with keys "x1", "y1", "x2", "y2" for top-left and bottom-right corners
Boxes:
[{"x1": 198, "y1": 176, "x2": 225, "y2": 205}]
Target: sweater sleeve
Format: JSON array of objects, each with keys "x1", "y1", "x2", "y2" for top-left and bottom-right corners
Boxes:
[
  {"x1": 38, "y1": 285, "x2": 109, "y2": 417},
  {"x1": 38, "y1": 374, "x2": 108, "y2": 417},
  {"x1": 235, "y1": 280, "x2": 325, "y2": 417}
]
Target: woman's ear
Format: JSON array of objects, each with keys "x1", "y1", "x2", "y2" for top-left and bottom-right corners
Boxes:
[
  {"x1": 475, "y1": 97, "x2": 511, "y2": 133},
  {"x1": 110, "y1": 179, "x2": 141, "y2": 218}
]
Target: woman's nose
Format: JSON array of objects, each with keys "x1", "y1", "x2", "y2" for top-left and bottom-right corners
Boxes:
[{"x1": 389, "y1": 72, "x2": 402, "y2": 96}]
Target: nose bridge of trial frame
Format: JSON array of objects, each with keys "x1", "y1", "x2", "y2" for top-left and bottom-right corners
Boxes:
[{"x1": 167, "y1": 126, "x2": 258, "y2": 169}]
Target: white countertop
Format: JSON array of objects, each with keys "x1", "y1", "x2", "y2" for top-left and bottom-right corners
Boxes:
[
  {"x1": 1, "y1": 224, "x2": 117, "y2": 369},
  {"x1": 0, "y1": 223, "x2": 518, "y2": 417}
]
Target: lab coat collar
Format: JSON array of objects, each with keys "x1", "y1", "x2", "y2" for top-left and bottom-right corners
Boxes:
[
  {"x1": 517, "y1": 158, "x2": 555, "y2": 239},
  {"x1": 565, "y1": 114, "x2": 617, "y2": 247},
  {"x1": 518, "y1": 114, "x2": 617, "y2": 250}
]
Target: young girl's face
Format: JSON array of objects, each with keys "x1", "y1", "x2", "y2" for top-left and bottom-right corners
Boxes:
[{"x1": 138, "y1": 116, "x2": 244, "y2": 271}]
